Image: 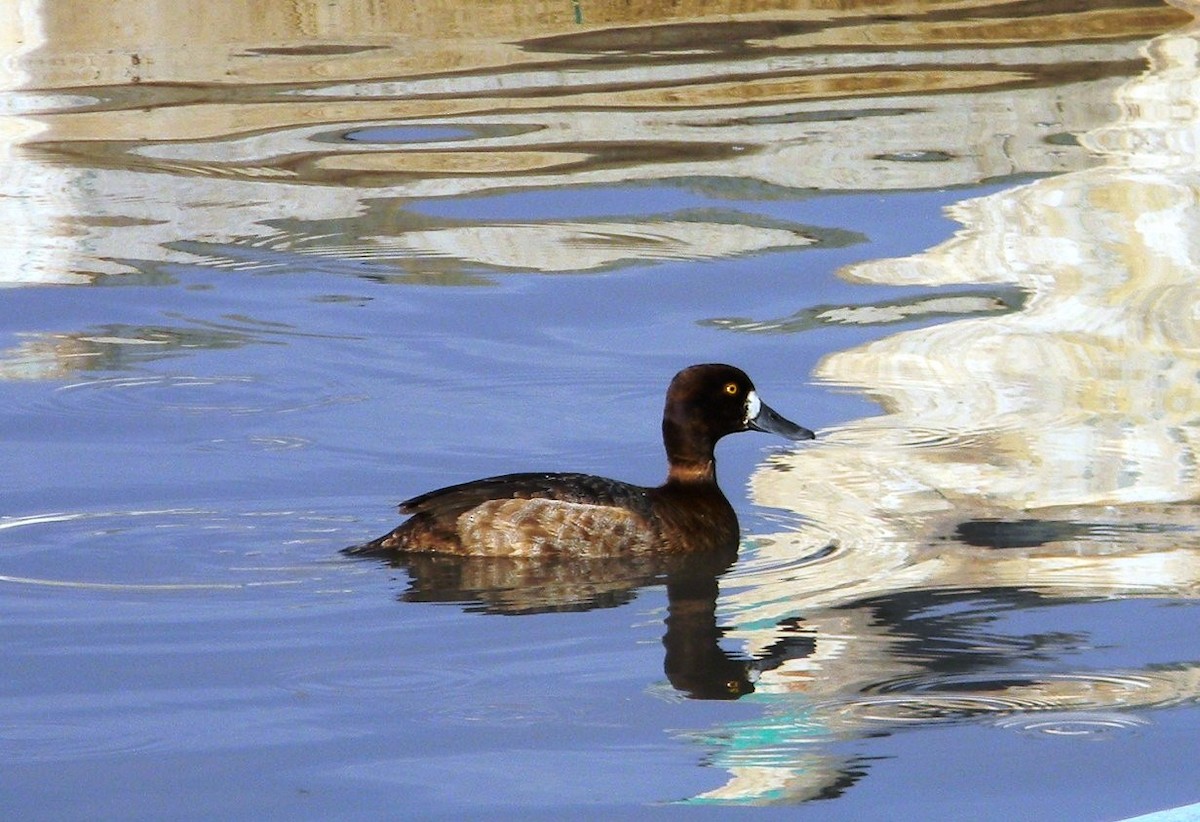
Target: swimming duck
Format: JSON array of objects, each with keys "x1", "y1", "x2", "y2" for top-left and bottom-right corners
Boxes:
[{"x1": 345, "y1": 363, "x2": 814, "y2": 557}]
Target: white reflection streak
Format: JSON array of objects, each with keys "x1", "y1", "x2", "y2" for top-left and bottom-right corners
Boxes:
[
  {"x1": 0, "y1": 574, "x2": 300, "y2": 591},
  {"x1": 738, "y1": 10, "x2": 1200, "y2": 615},
  {"x1": 0, "y1": 1, "x2": 67, "y2": 287},
  {"x1": 1, "y1": 1, "x2": 45, "y2": 91},
  {"x1": 0, "y1": 508, "x2": 212, "y2": 530}
]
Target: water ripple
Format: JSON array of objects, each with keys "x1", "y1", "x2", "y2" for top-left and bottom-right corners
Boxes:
[
  {"x1": 197, "y1": 435, "x2": 313, "y2": 453},
  {"x1": 825, "y1": 669, "x2": 1194, "y2": 728},
  {"x1": 49, "y1": 373, "x2": 366, "y2": 417},
  {"x1": 992, "y1": 711, "x2": 1149, "y2": 739},
  {"x1": 278, "y1": 651, "x2": 569, "y2": 728},
  {"x1": 0, "y1": 507, "x2": 349, "y2": 592},
  {"x1": 279, "y1": 654, "x2": 479, "y2": 701},
  {"x1": 2, "y1": 717, "x2": 166, "y2": 763},
  {"x1": 728, "y1": 537, "x2": 846, "y2": 586}
]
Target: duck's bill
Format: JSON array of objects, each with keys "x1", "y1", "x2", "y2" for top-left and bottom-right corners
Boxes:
[{"x1": 749, "y1": 399, "x2": 816, "y2": 441}]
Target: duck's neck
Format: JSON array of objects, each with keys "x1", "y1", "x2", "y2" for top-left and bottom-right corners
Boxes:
[
  {"x1": 663, "y1": 418, "x2": 718, "y2": 484},
  {"x1": 667, "y1": 459, "x2": 716, "y2": 483}
]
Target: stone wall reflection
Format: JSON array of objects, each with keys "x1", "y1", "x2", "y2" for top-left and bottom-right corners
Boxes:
[
  {"x1": 0, "y1": 0, "x2": 1187, "y2": 285},
  {"x1": 706, "y1": 4, "x2": 1200, "y2": 804}
]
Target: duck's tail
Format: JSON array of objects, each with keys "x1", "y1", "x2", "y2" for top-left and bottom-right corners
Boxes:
[{"x1": 340, "y1": 529, "x2": 400, "y2": 557}]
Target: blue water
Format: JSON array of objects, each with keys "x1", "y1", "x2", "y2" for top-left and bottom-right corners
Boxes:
[
  {"x1": 2, "y1": 177, "x2": 1191, "y2": 820},
  {"x1": 4, "y1": 4, "x2": 1200, "y2": 819}
]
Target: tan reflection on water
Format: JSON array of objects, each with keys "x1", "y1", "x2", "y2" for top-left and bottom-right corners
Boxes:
[
  {"x1": 0, "y1": 0, "x2": 1188, "y2": 287},
  {"x1": 707, "y1": 4, "x2": 1200, "y2": 805}
]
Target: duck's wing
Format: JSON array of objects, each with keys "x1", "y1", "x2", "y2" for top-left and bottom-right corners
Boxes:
[{"x1": 399, "y1": 472, "x2": 651, "y2": 516}]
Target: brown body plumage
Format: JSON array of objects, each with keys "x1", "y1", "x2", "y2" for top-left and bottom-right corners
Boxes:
[{"x1": 345, "y1": 364, "x2": 814, "y2": 557}]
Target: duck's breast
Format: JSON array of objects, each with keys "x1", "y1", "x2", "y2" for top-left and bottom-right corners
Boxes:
[{"x1": 647, "y1": 483, "x2": 740, "y2": 553}]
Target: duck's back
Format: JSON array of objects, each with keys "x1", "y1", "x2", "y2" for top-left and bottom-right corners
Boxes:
[{"x1": 349, "y1": 472, "x2": 662, "y2": 556}]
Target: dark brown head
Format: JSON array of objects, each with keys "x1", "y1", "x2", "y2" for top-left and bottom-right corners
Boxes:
[{"x1": 661, "y1": 364, "x2": 814, "y2": 481}]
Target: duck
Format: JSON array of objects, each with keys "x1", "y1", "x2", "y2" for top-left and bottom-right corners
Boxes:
[{"x1": 344, "y1": 363, "x2": 814, "y2": 557}]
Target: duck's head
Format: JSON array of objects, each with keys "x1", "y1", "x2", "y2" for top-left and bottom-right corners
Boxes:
[{"x1": 662, "y1": 364, "x2": 814, "y2": 474}]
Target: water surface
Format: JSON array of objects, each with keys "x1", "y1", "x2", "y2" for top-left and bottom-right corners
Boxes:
[{"x1": 3, "y1": 1, "x2": 1200, "y2": 819}]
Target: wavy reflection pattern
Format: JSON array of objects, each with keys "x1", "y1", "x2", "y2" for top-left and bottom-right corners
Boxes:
[
  {"x1": 706, "y1": 5, "x2": 1200, "y2": 804},
  {"x1": 0, "y1": 0, "x2": 1187, "y2": 284}
]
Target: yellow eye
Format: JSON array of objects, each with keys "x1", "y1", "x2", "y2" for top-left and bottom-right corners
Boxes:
[{"x1": 723, "y1": 382, "x2": 739, "y2": 395}]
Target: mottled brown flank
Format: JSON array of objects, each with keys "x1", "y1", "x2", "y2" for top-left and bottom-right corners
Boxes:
[{"x1": 459, "y1": 499, "x2": 656, "y2": 556}]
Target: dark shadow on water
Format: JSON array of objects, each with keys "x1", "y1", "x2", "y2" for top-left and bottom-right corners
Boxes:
[
  {"x1": 347, "y1": 545, "x2": 756, "y2": 700},
  {"x1": 953, "y1": 518, "x2": 1194, "y2": 550}
]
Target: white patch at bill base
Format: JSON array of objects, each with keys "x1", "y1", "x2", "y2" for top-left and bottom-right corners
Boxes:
[{"x1": 744, "y1": 390, "x2": 761, "y2": 424}]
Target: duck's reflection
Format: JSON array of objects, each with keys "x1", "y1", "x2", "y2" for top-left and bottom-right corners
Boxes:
[
  {"x1": 364, "y1": 544, "x2": 753, "y2": 699},
  {"x1": 660, "y1": 548, "x2": 756, "y2": 700}
]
